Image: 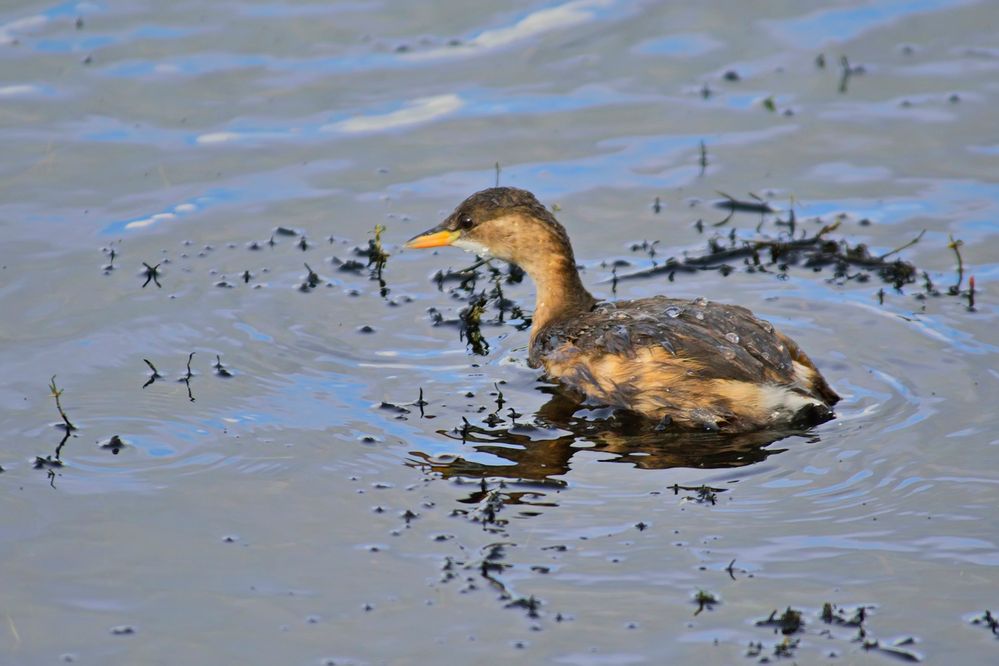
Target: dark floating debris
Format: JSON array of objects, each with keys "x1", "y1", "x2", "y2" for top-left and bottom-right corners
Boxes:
[
  {"x1": 101, "y1": 435, "x2": 126, "y2": 455},
  {"x1": 415, "y1": 387, "x2": 428, "y2": 419},
  {"x1": 505, "y1": 595, "x2": 541, "y2": 618},
  {"x1": 298, "y1": 236, "x2": 309, "y2": 251},
  {"x1": 670, "y1": 483, "x2": 722, "y2": 505},
  {"x1": 749, "y1": 603, "x2": 922, "y2": 663},
  {"x1": 693, "y1": 590, "x2": 719, "y2": 616},
  {"x1": 180, "y1": 352, "x2": 195, "y2": 402},
  {"x1": 714, "y1": 191, "x2": 775, "y2": 215},
  {"x1": 102, "y1": 247, "x2": 117, "y2": 273},
  {"x1": 142, "y1": 359, "x2": 162, "y2": 388},
  {"x1": 141, "y1": 262, "x2": 162, "y2": 288},
  {"x1": 723, "y1": 69, "x2": 741, "y2": 81},
  {"x1": 300, "y1": 262, "x2": 321, "y2": 292},
  {"x1": 699, "y1": 140, "x2": 708, "y2": 176},
  {"x1": 460, "y1": 292, "x2": 490, "y2": 356},
  {"x1": 333, "y1": 257, "x2": 366, "y2": 273},
  {"x1": 33, "y1": 455, "x2": 64, "y2": 469},
  {"x1": 838, "y1": 55, "x2": 865, "y2": 94},
  {"x1": 213, "y1": 354, "x2": 233, "y2": 377},
  {"x1": 364, "y1": 224, "x2": 389, "y2": 297},
  {"x1": 273, "y1": 226, "x2": 298, "y2": 237},
  {"x1": 757, "y1": 607, "x2": 804, "y2": 635},
  {"x1": 615, "y1": 219, "x2": 921, "y2": 292},
  {"x1": 970, "y1": 609, "x2": 998, "y2": 636}
]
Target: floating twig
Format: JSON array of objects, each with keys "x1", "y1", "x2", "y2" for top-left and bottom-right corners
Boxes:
[
  {"x1": 48, "y1": 376, "x2": 76, "y2": 431},
  {"x1": 714, "y1": 191, "x2": 774, "y2": 214},
  {"x1": 947, "y1": 234, "x2": 965, "y2": 295},
  {"x1": 879, "y1": 229, "x2": 925, "y2": 260},
  {"x1": 102, "y1": 248, "x2": 116, "y2": 273},
  {"x1": 367, "y1": 224, "x2": 389, "y2": 297},
  {"x1": 699, "y1": 140, "x2": 708, "y2": 176},
  {"x1": 415, "y1": 387, "x2": 428, "y2": 418},
  {"x1": 180, "y1": 352, "x2": 195, "y2": 402},
  {"x1": 214, "y1": 354, "x2": 233, "y2": 378},
  {"x1": 838, "y1": 55, "x2": 864, "y2": 93},
  {"x1": 141, "y1": 262, "x2": 162, "y2": 288},
  {"x1": 142, "y1": 359, "x2": 162, "y2": 389},
  {"x1": 726, "y1": 559, "x2": 738, "y2": 580},
  {"x1": 301, "y1": 262, "x2": 320, "y2": 291},
  {"x1": 970, "y1": 609, "x2": 998, "y2": 636},
  {"x1": 967, "y1": 275, "x2": 976, "y2": 311}
]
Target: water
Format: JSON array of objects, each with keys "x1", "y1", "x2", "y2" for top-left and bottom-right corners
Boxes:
[{"x1": 2, "y1": 1, "x2": 998, "y2": 664}]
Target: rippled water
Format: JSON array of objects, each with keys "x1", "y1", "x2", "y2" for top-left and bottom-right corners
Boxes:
[{"x1": 2, "y1": 1, "x2": 998, "y2": 664}]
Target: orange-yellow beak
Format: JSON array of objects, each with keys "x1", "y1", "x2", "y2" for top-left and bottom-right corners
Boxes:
[{"x1": 405, "y1": 228, "x2": 460, "y2": 249}]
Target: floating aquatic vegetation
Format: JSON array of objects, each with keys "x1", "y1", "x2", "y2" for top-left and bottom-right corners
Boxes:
[
  {"x1": 693, "y1": 589, "x2": 719, "y2": 616},
  {"x1": 142, "y1": 359, "x2": 162, "y2": 388},
  {"x1": 141, "y1": 261, "x2": 162, "y2": 288},
  {"x1": 48, "y1": 375, "x2": 76, "y2": 432}
]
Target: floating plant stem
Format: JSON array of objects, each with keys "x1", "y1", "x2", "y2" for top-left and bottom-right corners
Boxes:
[
  {"x1": 947, "y1": 234, "x2": 965, "y2": 294},
  {"x1": 48, "y1": 375, "x2": 76, "y2": 431},
  {"x1": 141, "y1": 262, "x2": 162, "y2": 288},
  {"x1": 967, "y1": 275, "x2": 976, "y2": 311},
  {"x1": 693, "y1": 590, "x2": 718, "y2": 616},
  {"x1": 699, "y1": 140, "x2": 708, "y2": 176},
  {"x1": 714, "y1": 191, "x2": 774, "y2": 215},
  {"x1": 181, "y1": 352, "x2": 195, "y2": 402},
  {"x1": 838, "y1": 55, "x2": 853, "y2": 93},
  {"x1": 459, "y1": 293, "x2": 489, "y2": 356},
  {"x1": 142, "y1": 358, "x2": 162, "y2": 388},
  {"x1": 303, "y1": 262, "x2": 320, "y2": 290},
  {"x1": 367, "y1": 224, "x2": 389, "y2": 296},
  {"x1": 415, "y1": 387, "x2": 428, "y2": 418},
  {"x1": 879, "y1": 229, "x2": 925, "y2": 260},
  {"x1": 214, "y1": 354, "x2": 233, "y2": 377}
]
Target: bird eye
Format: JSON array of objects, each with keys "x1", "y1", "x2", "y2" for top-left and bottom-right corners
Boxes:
[{"x1": 458, "y1": 214, "x2": 474, "y2": 229}]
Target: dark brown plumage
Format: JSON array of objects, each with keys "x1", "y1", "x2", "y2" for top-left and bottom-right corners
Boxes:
[{"x1": 407, "y1": 187, "x2": 839, "y2": 432}]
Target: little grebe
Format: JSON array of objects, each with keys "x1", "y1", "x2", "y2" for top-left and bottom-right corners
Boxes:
[{"x1": 407, "y1": 187, "x2": 839, "y2": 433}]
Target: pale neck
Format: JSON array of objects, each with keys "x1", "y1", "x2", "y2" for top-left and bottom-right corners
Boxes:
[{"x1": 526, "y1": 255, "x2": 596, "y2": 343}]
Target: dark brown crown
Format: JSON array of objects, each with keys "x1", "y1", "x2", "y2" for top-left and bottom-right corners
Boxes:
[{"x1": 444, "y1": 187, "x2": 574, "y2": 252}]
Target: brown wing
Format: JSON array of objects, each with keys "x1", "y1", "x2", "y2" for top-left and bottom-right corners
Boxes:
[
  {"x1": 533, "y1": 296, "x2": 798, "y2": 385},
  {"x1": 530, "y1": 296, "x2": 836, "y2": 430}
]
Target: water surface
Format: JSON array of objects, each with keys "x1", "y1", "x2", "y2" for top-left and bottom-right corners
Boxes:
[{"x1": 2, "y1": 0, "x2": 998, "y2": 663}]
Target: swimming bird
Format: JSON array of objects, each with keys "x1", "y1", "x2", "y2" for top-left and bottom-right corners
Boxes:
[{"x1": 407, "y1": 187, "x2": 839, "y2": 433}]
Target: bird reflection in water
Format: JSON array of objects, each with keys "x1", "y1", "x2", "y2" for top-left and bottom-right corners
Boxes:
[{"x1": 408, "y1": 387, "x2": 818, "y2": 513}]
